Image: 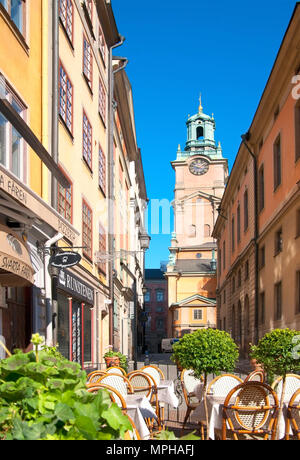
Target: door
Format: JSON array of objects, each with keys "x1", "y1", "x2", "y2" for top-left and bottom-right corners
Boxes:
[{"x1": 71, "y1": 300, "x2": 82, "y2": 365}]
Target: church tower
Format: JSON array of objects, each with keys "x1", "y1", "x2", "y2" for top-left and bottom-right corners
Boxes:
[{"x1": 165, "y1": 97, "x2": 228, "y2": 338}]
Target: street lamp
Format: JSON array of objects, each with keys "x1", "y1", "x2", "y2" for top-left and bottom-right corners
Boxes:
[{"x1": 139, "y1": 232, "x2": 151, "y2": 250}]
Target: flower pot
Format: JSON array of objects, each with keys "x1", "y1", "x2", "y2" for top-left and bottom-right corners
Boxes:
[{"x1": 104, "y1": 356, "x2": 120, "y2": 368}]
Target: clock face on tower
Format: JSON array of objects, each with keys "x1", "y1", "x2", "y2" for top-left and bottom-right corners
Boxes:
[{"x1": 189, "y1": 158, "x2": 209, "y2": 176}]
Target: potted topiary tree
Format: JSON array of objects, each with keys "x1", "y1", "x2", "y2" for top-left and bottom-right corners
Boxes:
[
  {"x1": 250, "y1": 328, "x2": 300, "y2": 439},
  {"x1": 171, "y1": 328, "x2": 239, "y2": 440}
]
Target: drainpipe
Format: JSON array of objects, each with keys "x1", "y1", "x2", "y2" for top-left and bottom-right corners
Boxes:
[
  {"x1": 241, "y1": 132, "x2": 259, "y2": 345},
  {"x1": 45, "y1": 233, "x2": 63, "y2": 346},
  {"x1": 107, "y1": 35, "x2": 126, "y2": 348},
  {"x1": 51, "y1": 0, "x2": 59, "y2": 210}
]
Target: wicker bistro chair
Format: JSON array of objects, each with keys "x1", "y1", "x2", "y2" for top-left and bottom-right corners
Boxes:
[
  {"x1": 106, "y1": 366, "x2": 127, "y2": 376},
  {"x1": 207, "y1": 374, "x2": 243, "y2": 396},
  {"x1": 222, "y1": 381, "x2": 279, "y2": 440},
  {"x1": 124, "y1": 415, "x2": 142, "y2": 440},
  {"x1": 285, "y1": 388, "x2": 300, "y2": 440},
  {"x1": 86, "y1": 383, "x2": 127, "y2": 413},
  {"x1": 271, "y1": 374, "x2": 300, "y2": 402},
  {"x1": 244, "y1": 370, "x2": 265, "y2": 383},
  {"x1": 86, "y1": 370, "x2": 107, "y2": 384},
  {"x1": 139, "y1": 365, "x2": 165, "y2": 386},
  {"x1": 96, "y1": 373, "x2": 134, "y2": 404},
  {"x1": 180, "y1": 369, "x2": 204, "y2": 433}
]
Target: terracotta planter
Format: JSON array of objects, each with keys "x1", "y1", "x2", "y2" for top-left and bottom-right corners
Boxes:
[{"x1": 104, "y1": 356, "x2": 120, "y2": 368}]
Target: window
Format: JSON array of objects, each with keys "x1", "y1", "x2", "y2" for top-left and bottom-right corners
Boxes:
[
  {"x1": 259, "y1": 292, "x2": 265, "y2": 325},
  {"x1": 259, "y1": 245, "x2": 265, "y2": 269},
  {"x1": 59, "y1": 63, "x2": 73, "y2": 134},
  {"x1": 0, "y1": 82, "x2": 26, "y2": 181},
  {"x1": 98, "y1": 145, "x2": 106, "y2": 194},
  {"x1": 245, "y1": 260, "x2": 249, "y2": 280},
  {"x1": 275, "y1": 228, "x2": 283, "y2": 255},
  {"x1": 237, "y1": 204, "x2": 241, "y2": 243},
  {"x1": 58, "y1": 175, "x2": 72, "y2": 223},
  {"x1": 156, "y1": 318, "x2": 164, "y2": 330},
  {"x1": 193, "y1": 309, "x2": 203, "y2": 320},
  {"x1": 98, "y1": 222, "x2": 106, "y2": 274},
  {"x1": 295, "y1": 101, "x2": 300, "y2": 162},
  {"x1": 231, "y1": 215, "x2": 235, "y2": 252},
  {"x1": 223, "y1": 240, "x2": 226, "y2": 270},
  {"x1": 273, "y1": 135, "x2": 282, "y2": 190},
  {"x1": 258, "y1": 165, "x2": 265, "y2": 212},
  {"x1": 59, "y1": 0, "x2": 73, "y2": 43},
  {"x1": 296, "y1": 271, "x2": 300, "y2": 314},
  {"x1": 204, "y1": 224, "x2": 211, "y2": 237},
  {"x1": 297, "y1": 209, "x2": 300, "y2": 238},
  {"x1": 0, "y1": 0, "x2": 25, "y2": 35},
  {"x1": 223, "y1": 288, "x2": 226, "y2": 304},
  {"x1": 98, "y1": 25, "x2": 106, "y2": 63},
  {"x1": 144, "y1": 291, "x2": 150, "y2": 302},
  {"x1": 98, "y1": 78, "x2": 106, "y2": 123},
  {"x1": 82, "y1": 200, "x2": 92, "y2": 260},
  {"x1": 82, "y1": 111, "x2": 92, "y2": 169},
  {"x1": 156, "y1": 290, "x2": 164, "y2": 302},
  {"x1": 237, "y1": 269, "x2": 241, "y2": 287},
  {"x1": 85, "y1": 0, "x2": 92, "y2": 18},
  {"x1": 274, "y1": 282, "x2": 282, "y2": 321},
  {"x1": 174, "y1": 310, "x2": 179, "y2": 321},
  {"x1": 232, "y1": 277, "x2": 235, "y2": 293},
  {"x1": 83, "y1": 35, "x2": 93, "y2": 90},
  {"x1": 244, "y1": 189, "x2": 249, "y2": 231}
]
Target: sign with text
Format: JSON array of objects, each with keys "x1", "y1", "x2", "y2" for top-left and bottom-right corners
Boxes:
[
  {"x1": 50, "y1": 252, "x2": 81, "y2": 268},
  {"x1": 58, "y1": 268, "x2": 94, "y2": 305}
]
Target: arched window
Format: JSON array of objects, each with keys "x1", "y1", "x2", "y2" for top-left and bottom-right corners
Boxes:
[
  {"x1": 237, "y1": 301, "x2": 242, "y2": 345},
  {"x1": 204, "y1": 224, "x2": 211, "y2": 237},
  {"x1": 232, "y1": 305, "x2": 236, "y2": 340}
]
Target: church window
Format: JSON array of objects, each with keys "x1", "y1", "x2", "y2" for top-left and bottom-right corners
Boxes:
[{"x1": 196, "y1": 126, "x2": 204, "y2": 140}]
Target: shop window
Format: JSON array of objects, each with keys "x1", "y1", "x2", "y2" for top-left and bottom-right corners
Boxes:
[
  {"x1": 59, "y1": 62, "x2": 73, "y2": 135},
  {"x1": 59, "y1": 0, "x2": 73, "y2": 44},
  {"x1": 0, "y1": 80, "x2": 26, "y2": 182},
  {"x1": 0, "y1": 0, "x2": 26, "y2": 35},
  {"x1": 82, "y1": 111, "x2": 92, "y2": 170},
  {"x1": 82, "y1": 200, "x2": 92, "y2": 260}
]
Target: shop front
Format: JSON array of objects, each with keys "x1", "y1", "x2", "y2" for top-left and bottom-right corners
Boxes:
[{"x1": 57, "y1": 268, "x2": 95, "y2": 367}]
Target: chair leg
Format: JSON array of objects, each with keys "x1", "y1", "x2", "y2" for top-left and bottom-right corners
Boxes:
[{"x1": 181, "y1": 407, "x2": 192, "y2": 436}]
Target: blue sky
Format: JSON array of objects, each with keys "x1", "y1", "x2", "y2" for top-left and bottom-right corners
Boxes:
[{"x1": 112, "y1": 0, "x2": 297, "y2": 268}]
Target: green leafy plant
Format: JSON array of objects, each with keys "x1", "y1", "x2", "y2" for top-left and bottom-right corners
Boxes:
[
  {"x1": 171, "y1": 328, "x2": 239, "y2": 440},
  {"x1": 250, "y1": 328, "x2": 300, "y2": 439},
  {"x1": 154, "y1": 430, "x2": 200, "y2": 441},
  {"x1": 0, "y1": 335, "x2": 131, "y2": 440},
  {"x1": 103, "y1": 351, "x2": 128, "y2": 372}
]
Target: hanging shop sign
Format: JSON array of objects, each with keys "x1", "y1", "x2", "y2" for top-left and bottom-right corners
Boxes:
[
  {"x1": 49, "y1": 251, "x2": 81, "y2": 268},
  {"x1": 58, "y1": 268, "x2": 94, "y2": 304}
]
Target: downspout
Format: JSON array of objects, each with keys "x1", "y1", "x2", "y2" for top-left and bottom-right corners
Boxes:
[
  {"x1": 107, "y1": 35, "x2": 126, "y2": 348},
  {"x1": 51, "y1": 0, "x2": 59, "y2": 210},
  {"x1": 241, "y1": 132, "x2": 259, "y2": 345},
  {"x1": 45, "y1": 233, "x2": 63, "y2": 346},
  {"x1": 120, "y1": 261, "x2": 137, "y2": 369}
]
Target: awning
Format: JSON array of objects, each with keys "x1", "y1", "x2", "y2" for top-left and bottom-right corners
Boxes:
[{"x1": 0, "y1": 224, "x2": 35, "y2": 287}]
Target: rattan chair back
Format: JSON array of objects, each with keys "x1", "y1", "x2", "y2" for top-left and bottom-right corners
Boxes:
[
  {"x1": 244, "y1": 370, "x2": 265, "y2": 383},
  {"x1": 139, "y1": 365, "x2": 165, "y2": 386},
  {"x1": 86, "y1": 370, "x2": 107, "y2": 384},
  {"x1": 272, "y1": 374, "x2": 300, "y2": 402},
  {"x1": 286, "y1": 388, "x2": 300, "y2": 440},
  {"x1": 86, "y1": 382, "x2": 127, "y2": 411},
  {"x1": 207, "y1": 374, "x2": 243, "y2": 396},
  {"x1": 222, "y1": 381, "x2": 279, "y2": 440},
  {"x1": 106, "y1": 366, "x2": 126, "y2": 376},
  {"x1": 127, "y1": 371, "x2": 154, "y2": 398},
  {"x1": 96, "y1": 373, "x2": 133, "y2": 400}
]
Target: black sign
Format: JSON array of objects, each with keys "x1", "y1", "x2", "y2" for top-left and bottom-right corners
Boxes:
[
  {"x1": 58, "y1": 268, "x2": 94, "y2": 304},
  {"x1": 50, "y1": 252, "x2": 81, "y2": 268}
]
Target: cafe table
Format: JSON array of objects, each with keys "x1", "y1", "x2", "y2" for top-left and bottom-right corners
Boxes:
[{"x1": 125, "y1": 393, "x2": 158, "y2": 440}]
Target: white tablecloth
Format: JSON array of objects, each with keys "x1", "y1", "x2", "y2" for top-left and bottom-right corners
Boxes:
[
  {"x1": 191, "y1": 394, "x2": 291, "y2": 440},
  {"x1": 156, "y1": 380, "x2": 179, "y2": 408},
  {"x1": 125, "y1": 394, "x2": 158, "y2": 440}
]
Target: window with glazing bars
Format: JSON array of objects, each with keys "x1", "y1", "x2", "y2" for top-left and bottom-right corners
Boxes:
[
  {"x1": 82, "y1": 201, "x2": 92, "y2": 260},
  {"x1": 98, "y1": 25, "x2": 106, "y2": 63},
  {"x1": 59, "y1": 63, "x2": 73, "y2": 133},
  {"x1": 98, "y1": 145, "x2": 106, "y2": 193},
  {"x1": 0, "y1": 0, "x2": 25, "y2": 35},
  {"x1": 58, "y1": 177, "x2": 72, "y2": 223},
  {"x1": 99, "y1": 78, "x2": 106, "y2": 123},
  {"x1": 59, "y1": 0, "x2": 73, "y2": 43},
  {"x1": 83, "y1": 35, "x2": 93, "y2": 89},
  {"x1": 82, "y1": 111, "x2": 92, "y2": 169}
]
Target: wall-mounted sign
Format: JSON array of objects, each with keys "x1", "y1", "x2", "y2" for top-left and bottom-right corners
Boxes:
[
  {"x1": 58, "y1": 268, "x2": 94, "y2": 304},
  {"x1": 50, "y1": 252, "x2": 81, "y2": 268}
]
